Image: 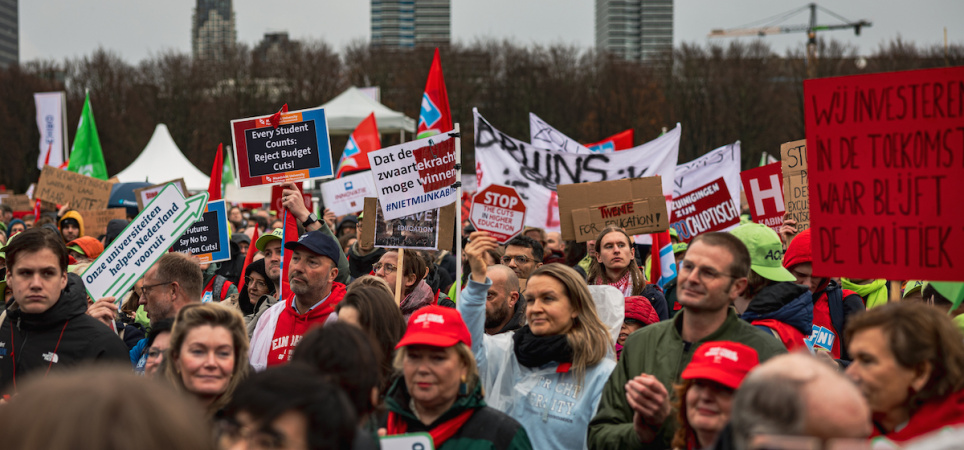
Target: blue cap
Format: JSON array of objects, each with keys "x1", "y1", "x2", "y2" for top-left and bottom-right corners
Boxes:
[{"x1": 284, "y1": 230, "x2": 340, "y2": 263}]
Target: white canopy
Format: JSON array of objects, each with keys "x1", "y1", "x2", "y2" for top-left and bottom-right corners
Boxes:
[
  {"x1": 114, "y1": 124, "x2": 211, "y2": 192},
  {"x1": 319, "y1": 86, "x2": 416, "y2": 135}
]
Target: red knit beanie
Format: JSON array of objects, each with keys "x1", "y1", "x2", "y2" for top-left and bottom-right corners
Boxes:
[
  {"x1": 624, "y1": 296, "x2": 659, "y2": 326},
  {"x1": 782, "y1": 228, "x2": 812, "y2": 270}
]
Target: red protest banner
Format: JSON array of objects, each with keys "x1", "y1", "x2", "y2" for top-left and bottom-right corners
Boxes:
[
  {"x1": 669, "y1": 177, "x2": 741, "y2": 243},
  {"x1": 270, "y1": 185, "x2": 312, "y2": 218},
  {"x1": 741, "y1": 162, "x2": 785, "y2": 234},
  {"x1": 804, "y1": 66, "x2": 964, "y2": 281}
]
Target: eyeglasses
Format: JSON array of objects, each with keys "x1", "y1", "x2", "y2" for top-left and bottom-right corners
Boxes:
[
  {"x1": 501, "y1": 255, "x2": 531, "y2": 265},
  {"x1": 141, "y1": 281, "x2": 173, "y2": 295},
  {"x1": 372, "y1": 262, "x2": 397, "y2": 274},
  {"x1": 244, "y1": 277, "x2": 268, "y2": 289},
  {"x1": 147, "y1": 348, "x2": 168, "y2": 359},
  {"x1": 678, "y1": 260, "x2": 738, "y2": 283}
]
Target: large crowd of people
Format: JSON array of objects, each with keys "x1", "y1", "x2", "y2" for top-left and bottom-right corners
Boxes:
[{"x1": 0, "y1": 184, "x2": 962, "y2": 450}]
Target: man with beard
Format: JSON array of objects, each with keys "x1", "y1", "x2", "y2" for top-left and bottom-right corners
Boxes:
[
  {"x1": 484, "y1": 265, "x2": 524, "y2": 335},
  {"x1": 248, "y1": 230, "x2": 346, "y2": 371},
  {"x1": 255, "y1": 228, "x2": 284, "y2": 295}
]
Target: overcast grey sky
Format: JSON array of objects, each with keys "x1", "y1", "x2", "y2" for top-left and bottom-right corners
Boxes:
[{"x1": 19, "y1": 0, "x2": 963, "y2": 63}]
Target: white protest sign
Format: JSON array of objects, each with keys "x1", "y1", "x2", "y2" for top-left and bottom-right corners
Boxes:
[
  {"x1": 320, "y1": 171, "x2": 377, "y2": 216},
  {"x1": 529, "y1": 112, "x2": 597, "y2": 154},
  {"x1": 673, "y1": 142, "x2": 742, "y2": 232},
  {"x1": 475, "y1": 108, "x2": 680, "y2": 233},
  {"x1": 82, "y1": 185, "x2": 209, "y2": 301},
  {"x1": 471, "y1": 184, "x2": 527, "y2": 244},
  {"x1": 367, "y1": 132, "x2": 458, "y2": 220}
]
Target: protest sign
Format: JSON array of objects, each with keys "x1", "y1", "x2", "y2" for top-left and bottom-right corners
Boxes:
[
  {"x1": 82, "y1": 185, "x2": 209, "y2": 301},
  {"x1": 558, "y1": 176, "x2": 669, "y2": 242},
  {"x1": 781, "y1": 139, "x2": 810, "y2": 233},
  {"x1": 670, "y1": 177, "x2": 742, "y2": 242},
  {"x1": 741, "y1": 162, "x2": 785, "y2": 233},
  {"x1": 35, "y1": 165, "x2": 113, "y2": 210},
  {"x1": 169, "y1": 200, "x2": 231, "y2": 264},
  {"x1": 804, "y1": 66, "x2": 964, "y2": 281},
  {"x1": 0, "y1": 194, "x2": 33, "y2": 212},
  {"x1": 231, "y1": 107, "x2": 333, "y2": 187},
  {"x1": 470, "y1": 184, "x2": 527, "y2": 243},
  {"x1": 320, "y1": 171, "x2": 377, "y2": 216},
  {"x1": 475, "y1": 109, "x2": 680, "y2": 233},
  {"x1": 361, "y1": 197, "x2": 455, "y2": 252},
  {"x1": 77, "y1": 208, "x2": 127, "y2": 238},
  {"x1": 133, "y1": 178, "x2": 188, "y2": 210},
  {"x1": 269, "y1": 185, "x2": 313, "y2": 217},
  {"x1": 367, "y1": 131, "x2": 458, "y2": 221},
  {"x1": 673, "y1": 142, "x2": 742, "y2": 234}
]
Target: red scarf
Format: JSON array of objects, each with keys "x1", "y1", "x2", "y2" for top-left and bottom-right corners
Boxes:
[
  {"x1": 386, "y1": 409, "x2": 475, "y2": 448},
  {"x1": 266, "y1": 282, "x2": 345, "y2": 366},
  {"x1": 871, "y1": 389, "x2": 964, "y2": 443},
  {"x1": 595, "y1": 270, "x2": 633, "y2": 297}
]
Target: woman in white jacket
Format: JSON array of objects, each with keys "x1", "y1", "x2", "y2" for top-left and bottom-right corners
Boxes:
[{"x1": 458, "y1": 231, "x2": 616, "y2": 449}]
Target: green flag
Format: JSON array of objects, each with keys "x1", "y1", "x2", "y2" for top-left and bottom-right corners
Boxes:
[
  {"x1": 66, "y1": 92, "x2": 108, "y2": 180},
  {"x1": 222, "y1": 147, "x2": 235, "y2": 190}
]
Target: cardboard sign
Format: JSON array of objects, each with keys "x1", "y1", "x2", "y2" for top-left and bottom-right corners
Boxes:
[
  {"x1": 82, "y1": 185, "x2": 209, "y2": 301},
  {"x1": 0, "y1": 194, "x2": 33, "y2": 212},
  {"x1": 76, "y1": 208, "x2": 127, "y2": 238},
  {"x1": 133, "y1": 178, "x2": 188, "y2": 210},
  {"x1": 741, "y1": 162, "x2": 785, "y2": 234},
  {"x1": 169, "y1": 200, "x2": 231, "y2": 264},
  {"x1": 367, "y1": 132, "x2": 458, "y2": 220},
  {"x1": 781, "y1": 140, "x2": 810, "y2": 233},
  {"x1": 804, "y1": 66, "x2": 964, "y2": 281},
  {"x1": 35, "y1": 165, "x2": 113, "y2": 210},
  {"x1": 470, "y1": 184, "x2": 527, "y2": 244},
  {"x1": 269, "y1": 184, "x2": 313, "y2": 218},
  {"x1": 670, "y1": 177, "x2": 741, "y2": 242},
  {"x1": 558, "y1": 176, "x2": 669, "y2": 243},
  {"x1": 374, "y1": 199, "x2": 440, "y2": 250},
  {"x1": 231, "y1": 107, "x2": 334, "y2": 187},
  {"x1": 361, "y1": 197, "x2": 455, "y2": 252},
  {"x1": 320, "y1": 171, "x2": 377, "y2": 216}
]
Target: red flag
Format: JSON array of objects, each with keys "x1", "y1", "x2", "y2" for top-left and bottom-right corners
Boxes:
[
  {"x1": 269, "y1": 103, "x2": 289, "y2": 129},
  {"x1": 207, "y1": 143, "x2": 223, "y2": 201},
  {"x1": 278, "y1": 184, "x2": 303, "y2": 302},
  {"x1": 236, "y1": 227, "x2": 260, "y2": 293},
  {"x1": 649, "y1": 230, "x2": 678, "y2": 291},
  {"x1": 586, "y1": 129, "x2": 635, "y2": 152},
  {"x1": 336, "y1": 112, "x2": 381, "y2": 178},
  {"x1": 33, "y1": 143, "x2": 54, "y2": 217},
  {"x1": 416, "y1": 48, "x2": 453, "y2": 139}
]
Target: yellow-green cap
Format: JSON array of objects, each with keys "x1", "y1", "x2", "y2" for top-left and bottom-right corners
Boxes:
[{"x1": 255, "y1": 228, "x2": 284, "y2": 251}]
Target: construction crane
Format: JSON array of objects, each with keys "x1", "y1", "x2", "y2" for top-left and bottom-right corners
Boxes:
[{"x1": 709, "y1": 3, "x2": 871, "y2": 78}]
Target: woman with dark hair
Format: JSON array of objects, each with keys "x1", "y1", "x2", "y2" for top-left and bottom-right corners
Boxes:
[
  {"x1": 373, "y1": 249, "x2": 435, "y2": 319},
  {"x1": 845, "y1": 302, "x2": 964, "y2": 445},
  {"x1": 335, "y1": 285, "x2": 406, "y2": 394},
  {"x1": 235, "y1": 259, "x2": 276, "y2": 316},
  {"x1": 587, "y1": 227, "x2": 646, "y2": 295}
]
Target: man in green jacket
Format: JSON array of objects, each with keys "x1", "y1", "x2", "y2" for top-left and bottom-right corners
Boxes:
[{"x1": 588, "y1": 232, "x2": 787, "y2": 449}]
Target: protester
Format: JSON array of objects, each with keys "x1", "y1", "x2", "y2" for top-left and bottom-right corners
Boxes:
[
  {"x1": 249, "y1": 230, "x2": 346, "y2": 370},
  {"x1": 216, "y1": 234, "x2": 249, "y2": 286},
  {"x1": 461, "y1": 231, "x2": 615, "y2": 449},
  {"x1": 229, "y1": 259, "x2": 278, "y2": 335},
  {"x1": 334, "y1": 284, "x2": 407, "y2": 395},
  {"x1": 0, "y1": 367, "x2": 215, "y2": 450},
  {"x1": 902, "y1": 280, "x2": 925, "y2": 302},
  {"x1": 588, "y1": 232, "x2": 786, "y2": 449},
  {"x1": 58, "y1": 210, "x2": 84, "y2": 243},
  {"x1": 588, "y1": 227, "x2": 646, "y2": 296},
  {"x1": 502, "y1": 235, "x2": 544, "y2": 290},
  {"x1": 339, "y1": 233, "x2": 356, "y2": 254},
  {"x1": 6, "y1": 218, "x2": 25, "y2": 237},
  {"x1": 671, "y1": 341, "x2": 759, "y2": 450},
  {"x1": 255, "y1": 228, "x2": 285, "y2": 294},
  {"x1": 382, "y1": 305, "x2": 533, "y2": 450},
  {"x1": 346, "y1": 216, "x2": 386, "y2": 279},
  {"x1": 845, "y1": 302, "x2": 964, "y2": 445},
  {"x1": 165, "y1": 302, "x2": 250, "y2": 418},
  {"x1": 102, "y1": 218, "x2": 127, "y2": 247},
  {"x1": 227, "y1": 206, "x2": 246, "y2": 232},
  {"x1": 482, "y1": 264, "x2": 524, "y2": 335},
  {"x1": 280, "y1": 181, "x2": 351, "y2": 285},
  {"x1": 336, "y1": 215, "x2": 358, "y2": 237},
  {"x1": 66, "y1": 235, "x2": 104, "y2": 262},
  {"x1": 374, "y1": 249, "x2": 442, "y2": 319},
  {"x1": 782, "y1": 228, "x2": 864, "y2": 360},
  {"x1": 617, "y1": 294, "x2": 659, "y2": 359},
  {"x1": 200, "y1": 261, "x2": 238, "y2": 303},
  {"x1": 523, "y1": 227, "x2": 548, "y2": 253},
  {"x1": 841, "y1": 278, "x2": 889, "y2": 309},
  {"x1": 0, "y1": 227, "x2": 129, "y2": 392},
  {"x1": 143, "y1": 318, "x2": 174, "y2": 378},
  {"x1": 545, "y1": 230, "x2": 566, "y2": 263}
]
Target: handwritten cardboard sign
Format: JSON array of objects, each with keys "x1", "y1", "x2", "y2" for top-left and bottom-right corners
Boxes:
[
  {"x1": 558, "y1": 176, "x2": 669, "y2": 243},
  {"x1": 35, "y1": 165, "x2": 113, "y2": 210},
  {"x1": 231, "y1": 107, "x2": 334, "y2": 187},
  {"x1": 781, "y1": 140, "x2": 810, "y2": 233},
  {"x1": 361, "y1": 197, "x2": 455, "y2": 252},
  {"x1": 82, "y1": 185, "x2": 209, "y2": 301},
  {"x1": 76, "y1": 208, "x2": 127, "y2": 238},
  {"x1": 133, "y1": 178, "x2": 188, "y2": 210},
  {"x1": 669, "y1": 177, "x2": 741, "y2": 243},
  {"x1": 741, "y1": 162, "x2": 785, "y2": 234},
  {"x1": 367, "y1": 132, "x2": 458, "y2": 220},
  {"x1": 804, "y1": 66, "x2": 964, "y2": 281},
  {"x1": 0, "y1": 194, "x2": 33, "y2": 212},
  {"x1": 169, "y1": 200, "x2": 231, "y2": 264}
]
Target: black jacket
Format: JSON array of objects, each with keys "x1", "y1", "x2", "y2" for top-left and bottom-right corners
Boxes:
[
  {"x1": 0, "y1": 274, "x2": 130, "y2": 392},
  {"x1": 347, "y1": 245, "x2": 386, "y2": 279}
]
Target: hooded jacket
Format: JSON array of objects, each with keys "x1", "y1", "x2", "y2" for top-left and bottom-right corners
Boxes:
[
  {"x1": 0, "y1": 273, "x2": 129, "y2": 392},
  {"x1": 740, "y1": 282, "x2": 813, "y2": 351},
  {"x1": 58, "y1": 210, "x2": 85, "y2": 238},
  {"x1": 347, "y1": 244, "x2": 386, "y2": 279}
]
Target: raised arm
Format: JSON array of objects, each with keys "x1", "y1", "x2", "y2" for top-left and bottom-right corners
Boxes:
[
  {"x1": 281, "y1": 182, "x2": 350, "y2": 284},
  {"x1": 457, "y1": 231, "x2": 500, "y2": 365}
]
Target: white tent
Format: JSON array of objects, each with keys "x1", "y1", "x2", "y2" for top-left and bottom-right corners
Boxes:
[
  {"x1": 320, "y1": 86, "x2": 416, "y2": 136},
  {"x1": 114, "y1": 124, "x2": 211, "y2": 192}
]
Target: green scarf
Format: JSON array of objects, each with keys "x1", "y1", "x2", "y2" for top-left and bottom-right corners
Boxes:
[{"x1": 841, "y1": 278, "x2": 888, "y2": 309}]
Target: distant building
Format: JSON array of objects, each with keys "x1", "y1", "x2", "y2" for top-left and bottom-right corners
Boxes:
[
  {"x1": 192, "y1": 0, "x2": 236, "y2": 61},
  {"x1": 0, "y1": 0, "x2": 17, "y2": 68},
  {"x1": 371, "y1": 0, "x2": 450, "y2": 49},
  {"x1": 596, "y1": 0, "x2": 673, "y2": 63},
  {"x1": 253, "y1": 32, "x2": 298, "y2": 62}
]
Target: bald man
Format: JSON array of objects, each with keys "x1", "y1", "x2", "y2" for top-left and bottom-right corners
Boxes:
[{"x1": 484, "y1": 265, "x2": 524, "y2": 335}]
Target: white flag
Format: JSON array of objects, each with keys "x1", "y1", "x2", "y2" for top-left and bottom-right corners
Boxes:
[
  {"x1": 34, "y1": 92, "x2": 67, "y2": 169},
  {"x1": 529, "y1": 112, "x2": 598, "y2": 154}
]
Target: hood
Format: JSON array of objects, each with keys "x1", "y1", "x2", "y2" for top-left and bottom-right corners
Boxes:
[
  {"x1": 9, "y1": 273, "x2": 89, "y2": 330},
  {"x1": 348, "y1": 245, "x2": 385, "y2": 266},
  {"x1": 782, "y1": 228, "x2": 811, "y2": 270},
  {"x1": 742, "y1": 282, "x2": 813, "y2": 335},
  {"x1": 59, "y1": 210, "x2": 85, "y2": 238}
]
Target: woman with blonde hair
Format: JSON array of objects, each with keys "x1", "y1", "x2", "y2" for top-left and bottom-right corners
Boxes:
[
  {"x1": 459, "y1": 231, "x2": 616, "y2": 449},
  {"x1": 164, "y1": 302, "x2": 250, "y2": 418}
]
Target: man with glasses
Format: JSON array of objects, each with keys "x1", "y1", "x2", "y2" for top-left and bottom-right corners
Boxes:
[
  {"x1": 589, "y1": 232, "x2": 786, "y2": 449},
  {"x1": 502, "y1": 235, "x2": 543, "y2": 291}
]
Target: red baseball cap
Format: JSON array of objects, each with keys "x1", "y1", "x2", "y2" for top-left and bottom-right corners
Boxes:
[
  {"x1": 395, "y1": 305, "x2": 472, "y2": 350},
  {"x1": 681, "y1": 341, "x2": 759, "y2": 390}
]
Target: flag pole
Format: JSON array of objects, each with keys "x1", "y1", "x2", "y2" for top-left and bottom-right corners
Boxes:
[{"x1": 454, "y1": 123, "x2": 462, "y2": 301}]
